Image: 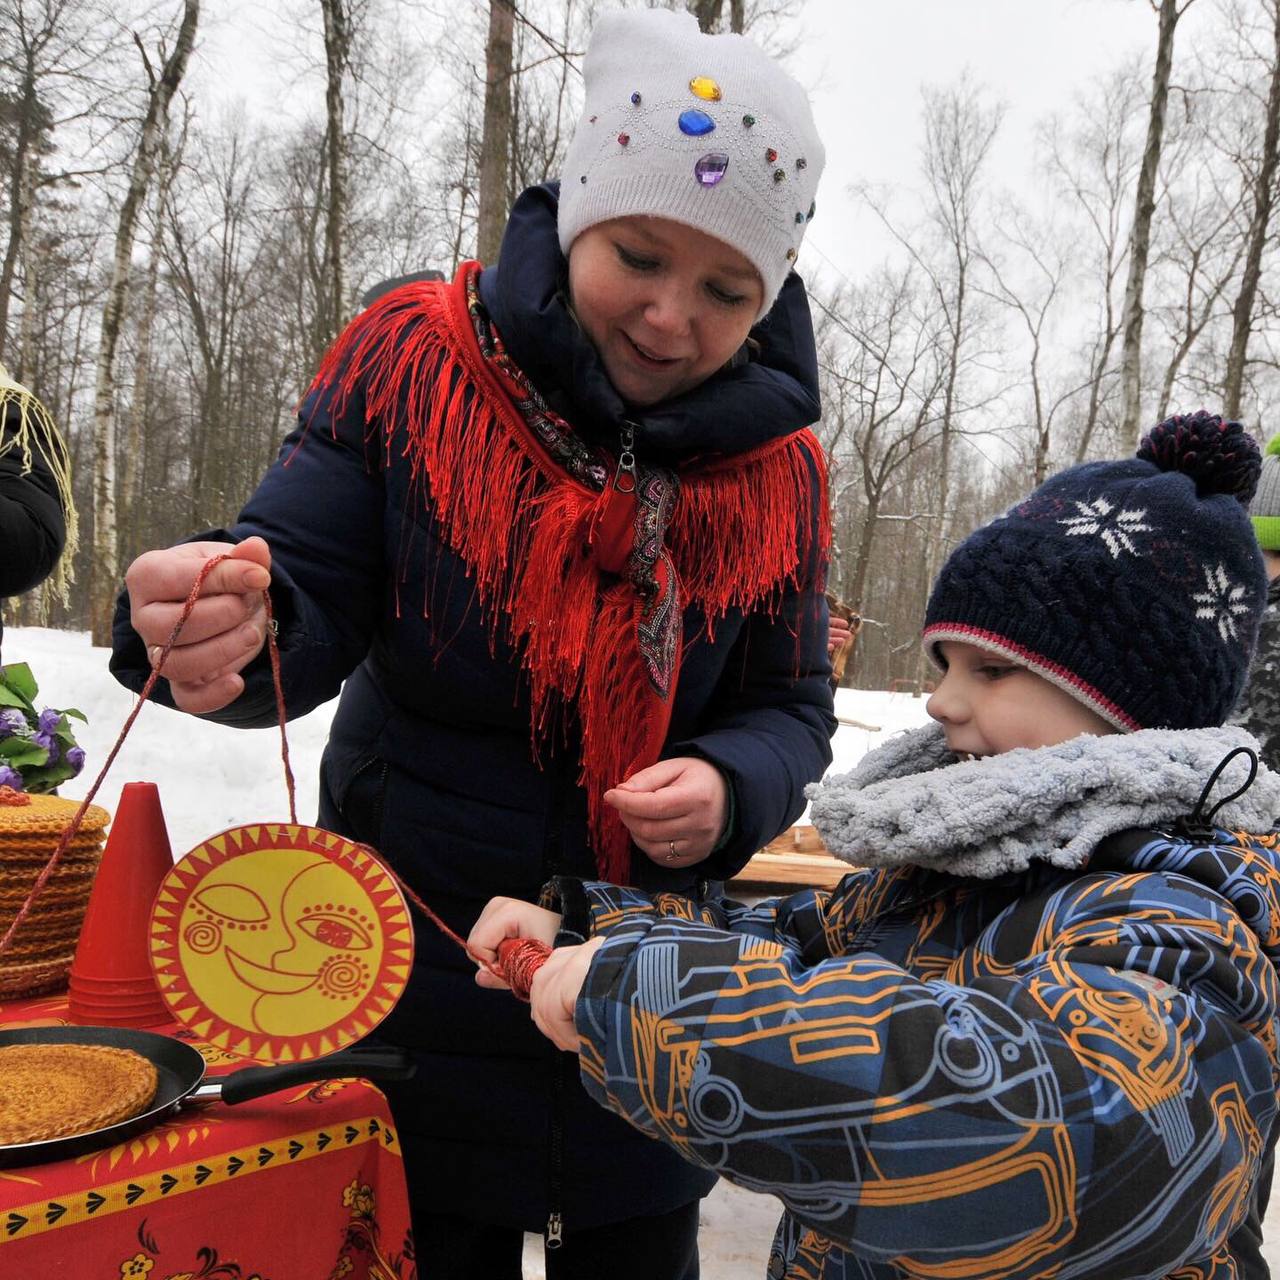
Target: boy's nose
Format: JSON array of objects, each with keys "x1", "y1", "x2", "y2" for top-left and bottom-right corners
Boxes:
[{"x1": 926, "y1": 677, "x2": 965, "y2": 725}]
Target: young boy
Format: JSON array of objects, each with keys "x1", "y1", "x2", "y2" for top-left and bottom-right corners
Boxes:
[{"x1": 472, "y1": 412, "x2": 1280, "y2": 1279}]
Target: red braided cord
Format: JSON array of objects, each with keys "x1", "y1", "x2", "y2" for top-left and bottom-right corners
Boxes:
[
  {"x1": 361, "y1": 847, "x2": 551, "y2": 1001},
  {"x1": 0, "y1": 553, "x2": 550, "y2": 1002},
  {"x1": 0, "y1": 555, "x2": 291, "y2": 958}
]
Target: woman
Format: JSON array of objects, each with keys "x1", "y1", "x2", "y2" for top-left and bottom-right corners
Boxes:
[{"x1": 111, "y1": 9, "x2": 834, "y2": 1276}]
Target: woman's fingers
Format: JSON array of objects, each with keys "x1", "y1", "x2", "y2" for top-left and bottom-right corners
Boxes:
[
  {"x1": 136, "y1": 590, "x2": 264, "y2": 651},
  {"x1": 126, "y1": 541, "x2": 270, "y2": 618},
  {"x1": 125, "y1": 540, "x2": 274, "y2": 706},
  {"x1": 169, "y1": 671, "x2": 248, "y2": 716}
]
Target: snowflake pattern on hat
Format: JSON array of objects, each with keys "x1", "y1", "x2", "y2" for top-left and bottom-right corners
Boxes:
[
  {"x1": 1058, "y1": 497, "x2": 1153, "y2": 559},
  {"x1": 1193, "y1": 563, "x2": 1253, "y2": 642}
]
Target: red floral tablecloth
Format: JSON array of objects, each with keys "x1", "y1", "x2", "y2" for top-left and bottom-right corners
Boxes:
[{"x1": 0, "y1": 994, "x2": 416, "y2": 1279}]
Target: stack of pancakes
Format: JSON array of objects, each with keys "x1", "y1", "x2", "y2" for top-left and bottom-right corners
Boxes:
[
  {"x1": 0, "y1": 796, "x2": 109, "y2": 998},
  {"x1": 0, "y1": 1043, "x2": 158, "y2": 1145}
]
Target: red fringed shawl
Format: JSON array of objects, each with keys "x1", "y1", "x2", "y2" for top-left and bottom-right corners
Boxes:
[{"x1": 306, "y1": 263, "x2": 829, "y2": 884}]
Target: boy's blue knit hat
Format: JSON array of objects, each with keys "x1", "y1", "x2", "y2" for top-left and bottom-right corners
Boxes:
[{"x1": 923, "y1": 411, "x2": 1265, "y2": 732}]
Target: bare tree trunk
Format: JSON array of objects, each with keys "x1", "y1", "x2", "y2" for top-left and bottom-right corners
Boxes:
[
  {"x1": 15, "y1": 163, "x2": 37, "y2": 384},
  {"x1": 693, "y1": 0, "x2": 746, "y2": 32},
  {"x1": 0, "y1": 58, "x2": 38, "y2": 362},
  {"x1": 1223, "y1": 0, "x2": 1280, "y2": 420},
  {"x1": 1119, "y1": 0, "x2": 1187, "y2": 446},
  {"x1": 121, "y1": 213, "x2": 162, "y2": 564},
  {"x1": 478, "y1": 0, "x2": 515, "y2": 266},
  {"x1": 319, "y1": 0, "x2": 351, "y2": 349},
  {"x1": 89, "y1": 0, "x2": 198, "y2": 646}
]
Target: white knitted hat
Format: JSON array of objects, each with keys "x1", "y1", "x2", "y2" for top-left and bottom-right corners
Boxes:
[{"x1": 557, "y1": 7, "x2": 825, "y2": 318}]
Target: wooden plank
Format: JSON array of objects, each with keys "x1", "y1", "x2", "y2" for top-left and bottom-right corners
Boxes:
[
  {"x1": 726, "y1": 849, "x2": 848, "y2": 892},
  {"x1": 727, "y1": 826, "x2": 850, "y2": 892}
]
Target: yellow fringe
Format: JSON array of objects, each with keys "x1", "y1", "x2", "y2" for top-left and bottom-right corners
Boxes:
[{"x1": 0, "y1": 365, "x2": 77, "y2": 615}]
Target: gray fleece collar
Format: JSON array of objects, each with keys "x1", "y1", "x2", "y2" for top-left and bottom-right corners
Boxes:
[{"x1": 806, "y1": 723, "x2": 1280, "y2": 880}]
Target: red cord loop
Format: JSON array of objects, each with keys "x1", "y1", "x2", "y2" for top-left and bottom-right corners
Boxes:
[{"x1": 0, "y1": 548, "x2": 554, "y2": 1002}]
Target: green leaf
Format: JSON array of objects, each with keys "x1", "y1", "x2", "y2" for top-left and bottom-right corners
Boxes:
[
  {"x1": 1, "y1": 664, "x2": 38, "y2": 703},
  {"x1": 24, "y1": 764, "x2": 74, "y2": 793},
  {"x1": 0, "y1": 739, "x2": 48, "y2": 766},
  {"x1": 0, "y1": 687, "x2": 29, "y2": 712},
  {"x1": 61, "y1": 708, "x2": 87, "y2": 723}
]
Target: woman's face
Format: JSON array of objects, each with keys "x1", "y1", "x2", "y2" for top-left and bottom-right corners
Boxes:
[{"x1": 567, "y1": 215, "x2": 765, "y2": 407}]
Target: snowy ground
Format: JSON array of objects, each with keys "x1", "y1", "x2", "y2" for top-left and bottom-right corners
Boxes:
[{"x1": 6, "y1": 627, "x2": 1278, "y2": 1276}]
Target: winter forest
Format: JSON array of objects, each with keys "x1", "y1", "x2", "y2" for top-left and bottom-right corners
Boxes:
[{"x1": 3, "y1": 0, "x2": 1279, "y2": 689}]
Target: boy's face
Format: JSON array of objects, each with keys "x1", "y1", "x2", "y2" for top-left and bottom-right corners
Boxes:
[{"x1": 926, "y1": 640, "x2": 1116, "y2": 757}]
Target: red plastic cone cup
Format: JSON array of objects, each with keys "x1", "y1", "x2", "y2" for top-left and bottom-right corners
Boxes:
[{"x1": 69, "y1": 782, "x2": 173, "y2": 1026}]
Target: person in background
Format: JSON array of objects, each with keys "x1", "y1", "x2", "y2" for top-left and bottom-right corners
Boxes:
[
  {"x1": 110, "y1": 9, "x2": 835, "y2": 1277},
  {"x1": 473, "y1": 411, "x2": 1280, "y2": 1280},
  {"x1": 825, "y1": 594, "x2": 859, "y2": 690},
  {"x1": 0, "y1": 364, "x2": 74, "y2": 655},
  {"x1": 1231, "y1": 431, "x2": 1280, "y2": 775}
]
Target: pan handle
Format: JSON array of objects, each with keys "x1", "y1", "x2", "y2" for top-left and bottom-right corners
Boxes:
[{"x1": 213, "y1": 1046, "x2": 417, "y2": 1107}]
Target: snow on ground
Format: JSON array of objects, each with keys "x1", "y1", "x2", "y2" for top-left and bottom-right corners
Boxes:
[{"x1": 7, "y1": 628, "x2": 1278, "y2": 1276}]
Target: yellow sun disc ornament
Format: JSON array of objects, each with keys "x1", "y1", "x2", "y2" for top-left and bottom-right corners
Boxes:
[{"x1": 149, "y1": 825, "x2": 414, "y2": 1064}]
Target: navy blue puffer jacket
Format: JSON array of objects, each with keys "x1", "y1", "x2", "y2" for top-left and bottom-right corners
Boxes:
[{"x1": 111, "y1": 184, "x2": 836, "y2": 1232}]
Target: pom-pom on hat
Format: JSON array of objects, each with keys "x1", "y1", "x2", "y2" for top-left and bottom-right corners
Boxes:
[
  {"x1": 923, "y1": 410, "x2": 1266, "y2": 732},
  {"x1": 1249, "y1": 432, "x2": 1280, "y2": 551},
  {"x1": 557, "y1": 7, "x2": 825, "y2": 319}
]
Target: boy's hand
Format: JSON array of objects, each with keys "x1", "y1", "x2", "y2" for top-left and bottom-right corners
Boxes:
[
  {"x1": 469, "y1": 897, "x2": 562, "y2": 990},
  {"x1": 125, "y1": 537, "x2": 273, "y2": 714},
  {"x1": 604, "y1": 757, "x2": 726, "y2": 869},
  {"x1": 529, "y1": 938, "x2": 605, "y2": 1052}
]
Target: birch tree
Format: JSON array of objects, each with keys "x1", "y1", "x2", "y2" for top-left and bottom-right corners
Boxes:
[
  {"x1": 89, "y1": 0, "x2": 197, "y2": 644},
  {"x1": 1223, "y1": 0, "x2": 1280, "y2": 419},
  {"x1": 1118, "y1": 0, "x2": 1197, "y2": 445},
  {"x1": 478, "y1": 0, "x2": 515, "y2": 265}
]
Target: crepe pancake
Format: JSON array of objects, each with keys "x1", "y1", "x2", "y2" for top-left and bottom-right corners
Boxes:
[{"x1": 0, "y1": 1043, "x2": 159, "y2": 1145}]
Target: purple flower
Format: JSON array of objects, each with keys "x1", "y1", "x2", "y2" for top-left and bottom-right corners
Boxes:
[
  {"x1": 0, "y1": 709, "x2": 24, "y2": 739},
  {"x1": 0, "y1": 765, "x2": 22, "y2": 790},
  {"x1": 66, "y1": 746, "x2": 85, "y2": 776},
  {"x1": 36, "y1": 709, "x2": 60, "y2": 735}
]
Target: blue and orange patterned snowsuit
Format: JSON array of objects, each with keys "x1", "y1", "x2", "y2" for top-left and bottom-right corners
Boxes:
[{"x1": 557, "y1": 749, "x2": 1280, "y2": 1278}]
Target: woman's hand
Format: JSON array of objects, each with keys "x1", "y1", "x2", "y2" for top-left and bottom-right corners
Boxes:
[
  {"x1": 528, "y1": 938, "x2": 604, "y2": 1052},
  {"x1": 470, "y1": 896, "x2": 563, "y2": 990},
  {"x1": 604, "y1": 756, "x2": 727, "y2": 869},
  {"x1": 125, "y1": 537, "x2": 272, "y2": 714}
]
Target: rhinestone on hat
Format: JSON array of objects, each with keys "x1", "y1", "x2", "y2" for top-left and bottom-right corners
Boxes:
[
  {"x1": 694, "y1": 153, "x2": 729, "y2": 186},
  {"x1": 689, "y1": 76, "x2": 722, "y2": 101},
  {"x1": 630, "y1": 91, "x2": 642, "y2": 105},
  {"x1": 679, "y1": 109, "x2": 716, "y2": 137}
]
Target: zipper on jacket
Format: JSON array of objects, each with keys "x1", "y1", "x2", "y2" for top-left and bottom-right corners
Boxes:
[
  {"x1": 614, "y1": 422, "x2": 638, "y2": 493},
  {"x1": 546, "y1": 1052, "x2": 569, "y2": 1249},
  {"x1": 343, "y1": 756, "x2": 389, "y2": 844}
]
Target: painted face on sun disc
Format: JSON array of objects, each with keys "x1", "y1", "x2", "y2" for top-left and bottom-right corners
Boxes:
[{"x1": 150, "y1": 825, "x2": 413, "y2": 1064}]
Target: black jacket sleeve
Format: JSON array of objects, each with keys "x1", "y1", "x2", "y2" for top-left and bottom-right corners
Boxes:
[{"x1": 0, "y1": 401, "x2": 67, "y2": 598}]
